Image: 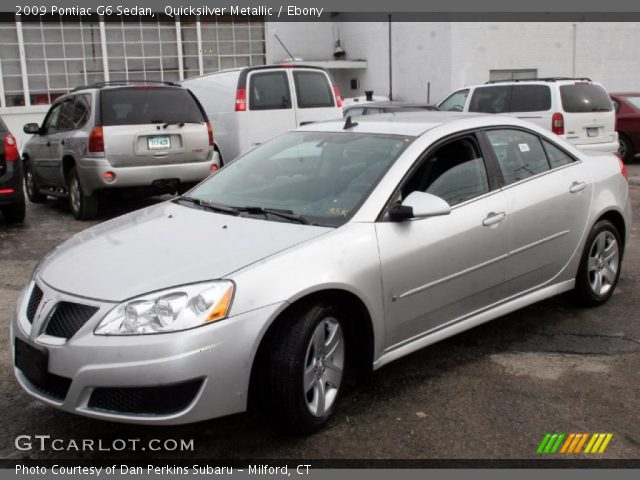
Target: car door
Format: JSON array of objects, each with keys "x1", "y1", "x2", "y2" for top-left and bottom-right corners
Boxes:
[
  {"x1": 245, "y1": 69, "x2": 296, "y2": 151},
  {"x1": 482, "y1": 128, "x2": 592, "y2": 297},
  {"x1": 291, "y1": 68, "x2": 341, "y2": 126},
  {"x1": 46, "y1": 97, "x2": 77, "y2": 186},
  {"x1": 33, "y1": 100, "x2": 66, "y2": 186},
  {"x1": 376, "y1": 133, "x2": 510, "y2": 348}
]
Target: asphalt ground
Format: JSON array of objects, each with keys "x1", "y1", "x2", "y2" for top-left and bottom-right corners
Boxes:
[{"x1": 0, "y1": 164, "x2": 639, "y2": 461}]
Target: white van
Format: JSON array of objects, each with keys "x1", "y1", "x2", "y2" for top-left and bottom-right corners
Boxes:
[
  {"x1": 438, "y1": 78, "x2": 618, "y2": 153},
  {"x1": 181, "y1": 65, "x2": 343, "y2": 164}
]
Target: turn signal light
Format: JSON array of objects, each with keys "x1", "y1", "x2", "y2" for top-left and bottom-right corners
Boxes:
[
  {"x1": 88, "y1": 126, "x2": 104, "y2": 153},
  {"x1": 551, "y1": 112, "x2": 564, "y2": 135},
  {"x1": 333, "y1": 85, "x2": 343, "y2": 108},
  {"x1": 235, "y1": 88, "x2": 247, "y2": 112},
  {"x1": 2, "y1": 133, "x2": 19, "y2": 161},
  {"x1": 206, "y1": 121, "x2": 214, "y2": 146},
  {"x1": 616, "y1": 154, "x2": 628, "y2": 180}
]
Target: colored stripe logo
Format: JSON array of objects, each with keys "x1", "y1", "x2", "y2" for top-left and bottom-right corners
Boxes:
[{"x1": 537, "y1": 433, "x2": 613, "y2": 454}]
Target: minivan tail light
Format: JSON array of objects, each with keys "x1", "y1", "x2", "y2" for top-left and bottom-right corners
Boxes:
[
  {"x1": 88, "y1": 126, "x2": 104, "y2": 153},
  {"x1": 206, "y1": 121, "x2": 214, "y2": 146},
  {"x1": 551, "y1": 112, "x2": 564, "y2": 135},
  {"x1": 235, "y1": 88, "x2": 247, "y2": 112},
  {"x1": 2, "y1": 133, "x2": 19, "y2": 161},
  {"x1": 616, "y1": 154, "x2": 628, "y2": 180},
  {"x1": 333, "y1": 85, "x2": 343, "y2": 108}
]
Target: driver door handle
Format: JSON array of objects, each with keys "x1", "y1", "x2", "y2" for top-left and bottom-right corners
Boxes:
[
  {"x1": 483, "y1": 211, "x2": 506, "y2": 227},
  {"x1": 569, "y1": 181, "x2": 586, "y2": 193}
]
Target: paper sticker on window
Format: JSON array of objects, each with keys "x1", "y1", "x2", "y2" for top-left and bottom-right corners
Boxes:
[{"x1": 519, "y1": 143, "x2": 530, "y2": 153}]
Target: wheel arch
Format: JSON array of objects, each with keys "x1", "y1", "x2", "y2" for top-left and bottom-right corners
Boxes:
[
  {"x1": 247, "y1": 288, "x2": 375, "y2": 411},
  {"x1": 595, "y1": 208, "x2": 627, "y2": 253},
  {"x1": 62, "y1": 155, "x2": 76, "y2": 183}
]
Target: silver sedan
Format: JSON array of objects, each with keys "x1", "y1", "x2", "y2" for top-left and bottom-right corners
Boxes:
[{"x1": 11, "y1": 113, "x2": 631, "y2": 434}]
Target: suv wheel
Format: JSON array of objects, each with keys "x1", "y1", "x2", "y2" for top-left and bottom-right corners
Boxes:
[
  {"x1": 619, "y1": 134, "x2": 634, "y2": 164},
  {"x1": 1, "y1": 202, "x2": 26, "y2": 224},
  {"x1": 264, "y1": 302, "x2": 346, "y2": 434},
  {"x1": 67, "y1": 167, "x2": 99, "y2": 220},
  {"x1": 24, "y1": 161, "x2": 46, "y2": 203}
]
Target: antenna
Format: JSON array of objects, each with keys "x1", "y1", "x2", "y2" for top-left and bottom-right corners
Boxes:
[
  {"x1": 343, "y1": 115, "x2": 358, "y2": 130},
  {"x1": 274, "y1": 33, "x2": 296, "y2": 61}
]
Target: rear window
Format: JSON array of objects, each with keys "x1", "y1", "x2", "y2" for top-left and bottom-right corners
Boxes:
[
  {"x1": 100, "y1": 87, "x2": 205, "y2": 126},
  {"x1": 0, "y1": 116, "x2": 7, "y2": 131},
  {"x1": 625, "y1": 96, "x2": 640, "y2": 110},
  {"x1": 249, "y1": 71, "x2": 291, "y2": 110},
  {"x1": 293, "y1": 71, "x2": 335, "y2": 108},
  {"x1": 560, "y1": 84, "x2": 613, "y2": 113}
]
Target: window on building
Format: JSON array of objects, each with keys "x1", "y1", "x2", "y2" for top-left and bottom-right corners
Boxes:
[{"x1": 0, "y1": 22, "x2": 24, "y2": 106}]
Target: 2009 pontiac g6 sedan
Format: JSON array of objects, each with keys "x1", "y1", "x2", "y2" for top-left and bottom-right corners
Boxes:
[{"x1": 12, "y1": 113, "x2": 631, "y2": 434}]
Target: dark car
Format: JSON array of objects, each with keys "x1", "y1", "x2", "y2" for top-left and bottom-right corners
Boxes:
[
  {"x1": 0, "y1": 116, "x2": 25, "y2": 224},
  {"x1": 610, "y1": 93, "x2": 640, "y2": 163},
  {"x1": 343, "y1": 101, "x2": 439, "y2": 117}
]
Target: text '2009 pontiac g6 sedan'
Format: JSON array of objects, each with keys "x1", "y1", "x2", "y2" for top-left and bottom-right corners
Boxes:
[{"x1": 12, "y1": 112, "x2": 631, "y2": 434}]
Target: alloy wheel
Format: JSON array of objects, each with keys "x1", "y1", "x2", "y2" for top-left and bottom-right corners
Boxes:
[{"x1": 587, "y1": 230, "x2": 619, "y2": 296}]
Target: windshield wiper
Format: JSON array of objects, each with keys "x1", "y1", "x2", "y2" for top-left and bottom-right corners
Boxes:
[
  {"x1": 176, "y1": 197, "x2": 240, "y2": 216},
  {"x1": 162, "y1": 121, "x2": 204, "y2": 129},
  {"x1": 236, "y1": 206, "x2": 311, "y2": 225}
]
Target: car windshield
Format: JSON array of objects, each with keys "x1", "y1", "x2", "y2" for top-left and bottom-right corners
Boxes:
[
  {"x1": 184, "y1": 131, "x2": 413, "y2": 227},
  {"x1": 625, "y1": 96, "x2": 640, "y2": 110}
]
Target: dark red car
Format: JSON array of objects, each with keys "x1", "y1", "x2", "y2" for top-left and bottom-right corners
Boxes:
[{"x1": 610, "y1": 93, "x2": 640, "y2": 163}]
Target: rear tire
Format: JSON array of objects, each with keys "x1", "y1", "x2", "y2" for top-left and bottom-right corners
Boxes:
[
  {"x1": 572, "y1": 220, "x2": 622, "y2": 307},
  {"x1": 67, "y1": 167, "x2": 99, "y2": 220},
  {"x1": 1, "y1": 202, "x2": 25, "y2": 224},
  {"x1": 24, "y1": 161, "x2": 46, "y2": 203},
  {"x1": 619, "y1": 134, "x2": 634, "y2": 164},
  {"x1": 263, "y1": 302, "x2": 346, "y2": 435}
]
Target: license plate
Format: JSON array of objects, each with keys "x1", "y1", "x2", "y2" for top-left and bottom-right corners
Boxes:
[
  {"x1": 147, "y1": 135, "x2": 171, "y2": 150},
  {"x1": 587, "y1": 127, "x2": 599, "y2": 137},
  {"x1": 14, "y1": 337, "x2": 48, "y2": 386}
]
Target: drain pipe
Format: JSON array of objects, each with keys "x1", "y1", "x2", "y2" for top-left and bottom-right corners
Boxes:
[{"x1": 388, "y1": 15, "x2": 393, "y2": 101}]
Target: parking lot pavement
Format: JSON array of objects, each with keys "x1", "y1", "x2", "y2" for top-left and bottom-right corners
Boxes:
[{"x1": 1, "y1": 178, "x2": 639, "y2": 461}]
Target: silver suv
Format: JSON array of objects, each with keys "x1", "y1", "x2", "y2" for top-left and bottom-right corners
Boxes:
[{"x1": 22, "y1": 81, "x2": 219, "y2": 220}]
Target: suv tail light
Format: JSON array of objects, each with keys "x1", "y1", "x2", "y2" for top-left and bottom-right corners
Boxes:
[
  {"x1": 333, "y1": 85, "x2": 343, "y2": 108},
  {"x1": 235, "y1": 88, "x2": 247, "y2": 112},
  {"x1": 551, "y1": 112, "x2": 564, "y2": 135},
  {"x1": 206, "y1": 121, "x2": 214, "y2": 146},
  {"x1": 616, "y1": 153, "x2": 628, "y2": 180},
  {"x1": 2, "y1": 133, "x2": 19, "y2": 161},
  {"x1": 88, "y1": 126, "x2": 104, "y2": 153}
]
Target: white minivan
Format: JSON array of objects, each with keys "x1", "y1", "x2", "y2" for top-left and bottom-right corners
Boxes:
[
  {"x1": 438, "y1": 78, "x2": 618, "y2": 153},
  {"x1": 181, "y1": 65, "x2": 343, "y2": 164}
]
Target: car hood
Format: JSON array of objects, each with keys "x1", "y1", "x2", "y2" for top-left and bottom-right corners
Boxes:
[{"x1": 38, "y1": 201, "x2": 332, "y2": 302}]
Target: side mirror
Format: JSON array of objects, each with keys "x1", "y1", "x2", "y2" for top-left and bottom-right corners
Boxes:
[
  {"x1": 389, "y1": 191, "x2": 451, "y2": 221},
  {"x1": 23, "y1": 123, "x2": 40, "y2": 135}
]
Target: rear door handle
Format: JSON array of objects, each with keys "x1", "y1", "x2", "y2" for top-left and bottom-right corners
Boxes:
[
  {"x1": 483, "y1": 211, "x2": 506, "y2": 227},
  {"x1": 569, "y1": 181, "x2": 586, "y2": 193}
]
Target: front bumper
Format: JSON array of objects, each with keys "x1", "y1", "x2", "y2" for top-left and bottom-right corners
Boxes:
[
  {"x1": 11, "y1": 279, "x2": 283, "y2": 425},
  {"x1": 76, "y1": 151, "x2": 220, "y2": 196}
]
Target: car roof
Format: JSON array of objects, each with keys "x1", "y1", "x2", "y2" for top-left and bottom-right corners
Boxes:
[
  {"x1": 345, "y1": 101, "x2": 434, "y2": 108},
  {"x1": 298, "y1": 111, "x2": 517, "y2": 136},
  {"x1": 610, "y1": 92, "x2": 640, "y2": 97}
]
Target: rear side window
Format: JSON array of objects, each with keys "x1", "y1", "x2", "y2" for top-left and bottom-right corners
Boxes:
[
  {"x1": 344, "y1": 107, "x2": 365, "y2": 117},
  {"x1": 293, "y1": 71, "x2": 334, "y2": 108},
  {"x1": 249, "y1": 71, "x2": 291, "y2": 110},
  {"x1": 624, "y1": 96, "x2": 640, "y2": 110},
  {"x1": 485, "y1": 129, "x2": 550, "y2": 184},
  {"x1": 71, "y1": 94, "x2": 91, "y2": 129},
  {"x1": 0, "y1": 116, "x2": 6, "y2": 131},
  {"x1": 560, "y1": 84, "x2": 613, "y2": 113},
  {"x1": 510, "y1": 85, "x2": 551, "y2": 112},
  {"x1": 469, "y1": 86, "x2": 511, "y2": 114},
  {"x1": 542, "y1": 140, "x2": 575, "y2": 169},
  {"x1": 100, "y1": 87, "x2": 206, "y2": 126}
]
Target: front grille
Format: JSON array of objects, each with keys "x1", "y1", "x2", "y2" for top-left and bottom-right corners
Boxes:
[
  {"x1": 26, "y1": 284, "x2": 43, "y2": 324},
  {"x1": 44, "y1": 302, "x2": 98, "y2": 339},
  {"x1": 88, "y1": 379, "x2": 203, "y2": 415},
  {"x1": 22, "y1": 369, "x2": 72, "y2": 402}
]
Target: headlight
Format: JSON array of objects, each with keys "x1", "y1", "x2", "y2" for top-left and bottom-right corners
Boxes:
[{"x1": 95, "y1": 281, "x2": 234, "y2": 335}]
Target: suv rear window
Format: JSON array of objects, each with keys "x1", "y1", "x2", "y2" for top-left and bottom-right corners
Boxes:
[
  {"x1": 100, "y1": 87, "x2": 206, "y2": 126},
  {"x1": 560, "y1": 84, "x2": 613, "y2": 113},
  {"x1": 469, "y1": 85, "x2": 551, "y2": 113},
  {"x1": 249, "y1": 71, "x2": 291, "y2": 110},
  {"x1": 293, "y1": 71, "x2": 334, "y2": 108}
]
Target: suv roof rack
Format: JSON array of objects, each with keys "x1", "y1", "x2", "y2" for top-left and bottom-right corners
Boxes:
[
  {"x1": 71, "y1": 80, "x2": 179, "y2": 91},
  {"x1": 485, "y1": 77, "x2": 592, "y2": 84}
]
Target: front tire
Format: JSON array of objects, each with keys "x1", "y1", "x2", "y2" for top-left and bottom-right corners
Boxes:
[
  {"x1": 572, "y1": 220, "x2": 622, "y2": 307},
  {"x1": 67, "y1": 167, "x2": 99, "y2": 220},
  {"x1": 264, "y1": 302, "x2": 346, "y2": 434}
]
